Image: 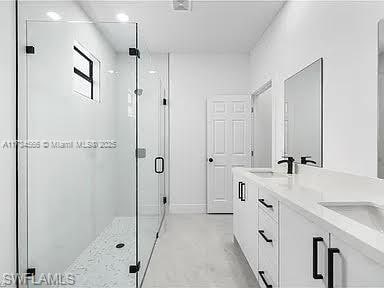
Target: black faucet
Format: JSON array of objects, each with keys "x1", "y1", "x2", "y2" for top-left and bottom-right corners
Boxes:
[
  {"x1": 301, "y1": 156, "x2": 317, "y2": 165},
  {"x1": 277, "y1": 156, "x2": 295, "y2": 174}
]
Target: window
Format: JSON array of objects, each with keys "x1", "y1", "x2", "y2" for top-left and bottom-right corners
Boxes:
[{"x1": 73, "y1": 42, "x2": 100, "y2": 101}]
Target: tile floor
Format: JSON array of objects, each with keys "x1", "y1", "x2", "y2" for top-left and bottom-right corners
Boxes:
[
  {"x1": 51, "y1": 214, "x2": 258, "y2": 288},
  {"x1": 142, "y1": 214, "x2": 259, "y2": 288}
]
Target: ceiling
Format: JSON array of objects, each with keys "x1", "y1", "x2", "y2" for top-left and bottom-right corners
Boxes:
[{"x1": 78, "y1": 1, "x2": 285, "y2": 53}]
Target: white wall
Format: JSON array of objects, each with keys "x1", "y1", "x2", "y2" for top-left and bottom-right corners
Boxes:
[
  {"x1": 169, "y1": 53, "x2": 250, "y2": 213},
  {"x1": 250, "y1": 1, "x2": 384, "y2": 177},
  {"x1": 0, "y1": 0, "x2": 16, "y2": 281}
]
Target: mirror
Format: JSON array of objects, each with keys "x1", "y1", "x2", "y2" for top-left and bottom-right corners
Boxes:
[
  {"x1": 284, "y1": 58, "x2": 323, "y2": 167},
  {"x1": 378, "y1": 20, "x2": 384, "y2": 179}
]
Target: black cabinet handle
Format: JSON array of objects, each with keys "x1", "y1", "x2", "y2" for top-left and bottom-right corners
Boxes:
[
  {"x1": 258, "y1": 198, "x2": 273, "y2": 208},
  {"x1": 238, "y1": 182, "x2": 242, "y2": 199},
  {"x1": 258, "y1": 271, "x2": 273, "y2": 288},
  {"x1": 258, "y1": 230, "x2": 273, "y2": 243},
  {"x1": 312, "y1": 237, "x2": 324, "y2": 279},
  {"x1": 328, "y1": 248, "x2": 340, "y2": 288},
  {"x1": 155, "y1": 157, "x2": 164, "y2": 173},
  {"x1": 241, "y1": 182, "x2": 246, "y2": 201}
]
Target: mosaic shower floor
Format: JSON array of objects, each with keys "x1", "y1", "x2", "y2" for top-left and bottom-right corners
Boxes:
[{"x1": 66, "y1": 217, "x2": 136, "y2": 288}]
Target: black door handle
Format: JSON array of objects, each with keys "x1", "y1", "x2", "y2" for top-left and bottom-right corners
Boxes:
[
  {"x1": 208, "y1": 158, "x2": 213, "y2": 162},
  {"x1": 258, "y1": 230, "x2": 273, "y2": 243},
  {"x1": 240, "y1": 182, "x2": 246, "y2": 201},
  {"x1": 258, "y1": 271, "x2": 273, "y2": 288},
  {"x1": 258, "y1": 198, "x2": 273, "y2": 208},
  {"x1": 155, "y1": 157, "x2": 164, "y2": 173},
  {"x1": 328, "y1": 248, "x2": 340, "y2": 288},
  {"x1": 238, "y1": 182, "x2": 242, "y2": 199},
  {"x1": 313, "y1": 237, "x2": 324, "y2": 279}
]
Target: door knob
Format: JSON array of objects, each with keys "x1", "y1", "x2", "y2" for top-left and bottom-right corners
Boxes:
[{"x1": 209, "y1": 158, "x2": 213, "y2": 162}]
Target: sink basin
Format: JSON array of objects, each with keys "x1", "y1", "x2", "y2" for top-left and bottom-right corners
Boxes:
[
  {"x1": 251, "y1": 171, "x2": 288, "y2": 179},
  {"x1": 320, "y1": 202, "x2": 384, "y2": 233}
]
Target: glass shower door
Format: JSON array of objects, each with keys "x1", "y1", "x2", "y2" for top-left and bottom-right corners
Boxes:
[
  {"x1": 137, "y1": 35, "x2": 165, "y2": 284},
  {"x1": 23, "y1": 20, "x2": 138, "y2": 287},
  {"x1": 158, "y1": 84, "x2": 167, "y2": 223}
]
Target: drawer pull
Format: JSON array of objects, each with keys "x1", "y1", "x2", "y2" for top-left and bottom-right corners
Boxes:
[
  {"x1": 258, "y1": 271, "x2": 273, "y2": 288},
  {"x1": 241, "y1": 182, "x2": 246, "y2": 201},
  {"x1": 259, "y1": 198, "x2": 273, "y2": 208},
  {"x1": 258, "y1": 230, "x2": 273, "y2": 243},
  {"x1": 312, "y1": 237, "x2": 324, "y2": 280},
  {"x1": 328, "y1": 248, "x2": 340, "y2": 288}
]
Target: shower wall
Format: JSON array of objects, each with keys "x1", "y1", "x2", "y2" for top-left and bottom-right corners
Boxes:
[
  {"x1": 26, "y1": 21, "x2": 121, "y2": 273},
  {"x1": 115, "y1": 53, "x2": 136, "y2": 217}
]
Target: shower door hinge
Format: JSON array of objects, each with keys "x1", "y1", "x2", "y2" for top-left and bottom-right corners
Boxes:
[
  {"x1": 129, "y1": 48, "x2": 140, "y2": 58},
  {"x1": 26, "y1": 46, "x2": 35, "y2": 54},
  {"x1": 162, "y1": 98, "x2": 167, "y2": 105},
  {"x1": 156, "y1": 232, "x2": 159, "y2": 239},
  {"x1": 251, "y1": 107, "x2": 254, "y2": 113},
  {"x1": 163, "y1": 196, "x2": 167, "y2": 205},
  {"x1": 251, "y1": 150, "x2": 254, "y2": 157},
  {"x1": 26, "y1": 268, "x2": 36, "y2": 278},
  {"x1": 136, "y1": 148, "x2": 146, "y2": 158},
  {"x1": 129, "y1": 261, "x2": 141, "y2": 274}
]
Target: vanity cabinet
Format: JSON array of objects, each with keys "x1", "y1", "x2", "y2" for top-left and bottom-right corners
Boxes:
[
  {"x1": 280, "y1": 202, "x2": 384, "y2": 288},
  {"x1": 233, "y1": 173, "x2": 248, "y2": 251},
  {"x1": 258, "y1": 206, "x2": 279, "y2": 288},
  {"x1": 233, "y1": 174, "x2": 384, "y2": 288},
  {"x1": 232, "y1": 173, "x2": 242, "y2": 243},
  {"x1": 233, "y1": 173, "x2": 259, "y2": 274},
  {"x1": 280, "y1": 202, "x2": 329, "y2": 288},
  {"x1": 330, "y1": 234, "x2": 384, "y2": 287}
]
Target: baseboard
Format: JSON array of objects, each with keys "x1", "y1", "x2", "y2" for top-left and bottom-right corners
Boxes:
[{"x1": 169, "y1": 204, "x2": 206, "y2": 214}]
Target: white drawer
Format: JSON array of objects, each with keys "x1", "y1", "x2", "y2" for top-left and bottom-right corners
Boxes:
[
  {"x1": 258, "y1": 209, "x2": 278, "y2": 287},
  {"x1": 258, "y1": 268, "x2": 277, "y2": 288},
  {"x1": 258, "y1": 187, "x2": 279, "y2": 221}
]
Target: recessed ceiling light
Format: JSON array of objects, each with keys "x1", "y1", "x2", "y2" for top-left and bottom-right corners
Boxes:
[
  {"x1": 46, "y1": 11, "x2": 62, "y2": 21},
  {"x1": 148, "y1": 70, "x2": 157, "y2": 74},
  {"x1": 173, "y1": 0, "x2": 191, "y2": 11},
  {"x1": 116, "y1": 13, "x2": 129, "y2": 23}
]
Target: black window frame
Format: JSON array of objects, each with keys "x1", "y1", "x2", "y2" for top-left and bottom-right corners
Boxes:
[{"x1": 73, "y1": 45, "x2": 94, "y2": 100}]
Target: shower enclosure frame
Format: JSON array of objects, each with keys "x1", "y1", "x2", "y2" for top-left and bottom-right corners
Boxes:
[{"x1": 15, "y1": 11, "x2": 167, "y2": 288}]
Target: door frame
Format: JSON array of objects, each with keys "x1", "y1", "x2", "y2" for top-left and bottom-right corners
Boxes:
[{"x1": 251, "y1": 80, "x2": 273, "y2": 168}]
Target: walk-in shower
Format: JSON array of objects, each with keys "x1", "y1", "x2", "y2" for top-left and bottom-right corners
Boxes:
[{"x1": 17, "y1": 8, "x2": 166, "y2": 288}]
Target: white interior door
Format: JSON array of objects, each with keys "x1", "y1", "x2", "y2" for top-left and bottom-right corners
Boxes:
[{"x1": 207, "y1": 95, "x2": 251, "y2": 213}]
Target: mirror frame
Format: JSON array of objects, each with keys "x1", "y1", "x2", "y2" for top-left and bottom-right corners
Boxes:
[{"x1": 284, "y1": 58, "x2": 323, "y2": 167}]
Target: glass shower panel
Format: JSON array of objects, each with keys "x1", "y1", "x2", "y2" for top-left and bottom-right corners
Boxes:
[
  {"x1": 137, "y1": 36, "x2": 164, "y2": 284},
  {"x1": 159, "y1": 84, "x2": 167, "y2": 224},
  {"x1": 25, "y1": 21, "x2": 138, "y2": 287}
]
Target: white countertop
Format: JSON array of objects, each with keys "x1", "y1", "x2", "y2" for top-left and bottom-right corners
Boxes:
[{"x1": 234, "y1": 167, "x2": 384, "y2": 266}]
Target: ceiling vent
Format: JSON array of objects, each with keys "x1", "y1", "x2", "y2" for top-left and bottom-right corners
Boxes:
[{"x1": 172, "y1": 0, "x2": 192, "y2": 11}]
